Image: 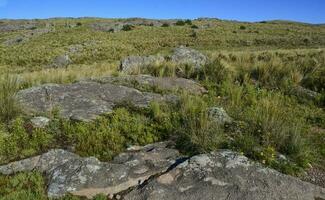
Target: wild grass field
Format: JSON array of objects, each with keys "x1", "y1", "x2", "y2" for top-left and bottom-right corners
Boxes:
[{"x1": 0, "y1": 18, "x2": 324, "y2": 199}]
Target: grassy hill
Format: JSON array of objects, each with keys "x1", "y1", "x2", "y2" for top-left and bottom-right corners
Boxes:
[{"x1": 0, "y1": 18, "x2": 324, "y2": 199}]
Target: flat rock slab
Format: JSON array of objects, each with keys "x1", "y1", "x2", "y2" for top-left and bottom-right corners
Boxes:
[
  {"x1": 94, "y1": 75, "x2": 207, "y2": 95},
  {"x1": 0, "y1": 142, "x2": 180, "y2": 199},
  {"x1": 16, "y1": 81, "x2": 177, "y2": 121},
  {"x1": 124, "y1": 150, "x2": 325, "y2": 200}
]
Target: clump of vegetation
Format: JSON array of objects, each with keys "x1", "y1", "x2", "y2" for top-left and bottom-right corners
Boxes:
[
  {"x1": 121, "y1": 24, "x2": 134, "y2": 31},
  {"x1": 240, "y1": 25, "x2": 246, "y2": 30},
  {"x1": 161, "y1": 23, "x2": 170, "y2": 27},
  {"x1": 175, "y1": 20, "x2": 186, "y2": 26},
  {"x1": 175, "y1": 94, "x2": 225, "y2": 155},
  {"x1": 185, "y1": 19, "x2": 192, "y2": 25},
  {"x1": 0, "y1": 74, "x2": 21, "y2": 124},
  {"x1": 191, "y1": 24, "x2": 199, "y2": 29}
]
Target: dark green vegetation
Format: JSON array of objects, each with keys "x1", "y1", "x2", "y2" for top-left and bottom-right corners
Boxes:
[{"x1": 0, "y1": 18, "x2": 324, "y2": 199}]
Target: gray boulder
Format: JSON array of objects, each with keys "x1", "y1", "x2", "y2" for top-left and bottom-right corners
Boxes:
[
  {"x1": 291, "y1": 86, "x2": 320, "y2": 101},
  {"x1": 51, "y1": 54, "x2": 71, "y2": 68},
  {"x1": 120, "y1": 55, "x2": 165, "y2": 74},
  {"x1": 124, "y1": 150, "x2": 325, "y2": 200},
  {"x1": 208, "y1": 107, "x2": 233, "y2": 125},
  {"x1": 94, "y1": 75, "x2": 207, "y2": 95},
  {"x1": 30, "y1": 116, "x2": 50, "y2": 128},
  {"x1": 15, "y1": 81, "x2": 177, "y2": 121},
  {"x1": 171, "y1": 46, "x2": 207, "y2": 69},
  {"x1": 0, "y1": 142, "x2": 180, "y2": 199}
]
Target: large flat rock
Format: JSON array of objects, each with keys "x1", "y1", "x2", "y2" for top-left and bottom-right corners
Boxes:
[
  {"x1": 16, "y1": 81, "x2": 177, "y2": 121},
  {"x1": 0, "y1": 142, "x2": 180, "y2": 199},
  {"x1": 124, "y1": 150, "x2": 325, "y2": 200}
]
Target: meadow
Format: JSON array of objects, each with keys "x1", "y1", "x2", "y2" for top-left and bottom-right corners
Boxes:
[{"x1": 0, "y1": 18, "x2": 324, "y2": 199}]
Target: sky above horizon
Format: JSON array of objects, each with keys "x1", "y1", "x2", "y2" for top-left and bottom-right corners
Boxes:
[{"x1": 0, "y1": 0, "x2": 324, "y2": 24}]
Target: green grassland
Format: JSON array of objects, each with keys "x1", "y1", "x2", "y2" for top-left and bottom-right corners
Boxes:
[{"x1": 0, "y1": 18, "x2": 324, "y2": 199}]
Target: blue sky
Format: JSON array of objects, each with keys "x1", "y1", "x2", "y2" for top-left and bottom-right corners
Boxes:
[{"x1": 0, "y1": 0, "x2": 324, "y2": 23}]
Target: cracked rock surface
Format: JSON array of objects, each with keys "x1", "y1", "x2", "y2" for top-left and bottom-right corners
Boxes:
[
  {"x1": 0, "y1": 142, "x2": 180, "y2": 199},
  {"x1": 15, "y1": 81, "x2": 177, "y2": 121},
  {"x1": 124, "y1": 150, "x2": 325, "y2": 200}
]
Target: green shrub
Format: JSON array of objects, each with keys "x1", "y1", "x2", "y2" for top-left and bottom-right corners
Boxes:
[
  {"x1": 161, "y1": 23, "x2": 170, "y2": 27},
  {"x1": 0, "y1": 172, "x2": 47, "y2": 200},
  {"x1": 185, "y1": 19, "x2": 192, "y2": 25},
  {"x1": 175, "y1": 20, "x2": 186, "y2": 26},
  {"x1": 121, "y1": 24, "x2": 134, "y2": 31},
  {"x1": 62, "y1": 107, "x2": 172, "y2": 161},
  {"x1": 191, "y1": 25, "x2": 199, "y2": 29},
  {"x1": 240, "y1": 25, "x2": 246, "y2": 30},
  {"x1": 0, "y1": 118, "x2": 54, "y2": 164}
]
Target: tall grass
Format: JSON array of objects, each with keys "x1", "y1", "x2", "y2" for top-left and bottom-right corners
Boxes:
[{"x1": 0, "y1": 74, "x2": 21, "y2": 124}]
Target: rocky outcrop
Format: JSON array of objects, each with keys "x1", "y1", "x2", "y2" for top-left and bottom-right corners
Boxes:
[
  {"x1": 0, "y1": 142, "x2": 180, "y2": 199},
  {"x1": 94, "y1": 75, "x2": 207, "y2": 95},
  {"x1": 124, "y1": 150, "x2": 325, "y2": 200},
  {"x1": 1, "y1": 147, "x2": 324, "y2": 199},
  {"x1": 171, "y1": 46, "x2": 207, "y2": 69},
  {"x1": 120, "y1": 55, "x2": 165, "y2": 74},
  {"x1": 16, "y1": 81, "x2": 177, "y2": 121}
]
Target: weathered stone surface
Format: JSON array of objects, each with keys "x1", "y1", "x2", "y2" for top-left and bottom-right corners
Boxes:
[
  {"x1": 94, "y1": 75, "x2": 207, "y2": 95},
  {"x1": 51, "y1": 54, "x2": 71, "y2": 68},
  {"x1": 30, "y1": 116, "x2": 50, "y2": 128},
  {"x1": 120, "y1": 55, "x2": 165, "y2": 74},
  {"x1": 16, "y1": 81, "x2": 177, "y2": 121},
  {"x1": 119, "y1": 47, "x2": 207, "y2": 74},
  {"x1": 124, "y1": 150, "x2": 325, "y2": 200},
  {"x1": 208, "y1": 107, "x2": 233, "y2": 125},
  {"x1": 171, "y1": 46, "x2": 207, "y2": 69},
  {"x1": 0, "y1": 142, "x2": 180, "y2": 199},
  {"x1": 291, "y1": 86, "x2": 320, "y2": 101}
]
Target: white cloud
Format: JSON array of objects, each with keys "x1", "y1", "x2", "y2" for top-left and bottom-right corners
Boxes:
[{"x1": 0, "y1": 0, "x2": 8, "y2": 7}]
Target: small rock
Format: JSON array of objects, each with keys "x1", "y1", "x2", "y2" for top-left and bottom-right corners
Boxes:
[
  {"x1": 120, "y1": 55, "x2": 165, "y2": 74},
  {"x1": 30, "y1": 116, "x2": 50, "y2": 128},
  {"x1": 51, "y1": 55, "x2": 71, "y2": 68},
  {"x1": 171, "y1": 46, "x2": 207, "y2": 69},
  {"x1": 291, "y1": 86, "x2": 320, "y2": 101},
  {"x1": 208, "y1": 107, "x2": 233, "y2": 125}
]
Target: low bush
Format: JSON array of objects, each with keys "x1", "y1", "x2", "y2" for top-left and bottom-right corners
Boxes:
[
  {"x1": 121, "y1": 24, "x2": 134, "y2": 31},
  {"x1": 175, "y1": 20, "x2": 186, "y2": 26},
  {"x1": 161, "y1": 23, "x2": 170, "y2": 27}
]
